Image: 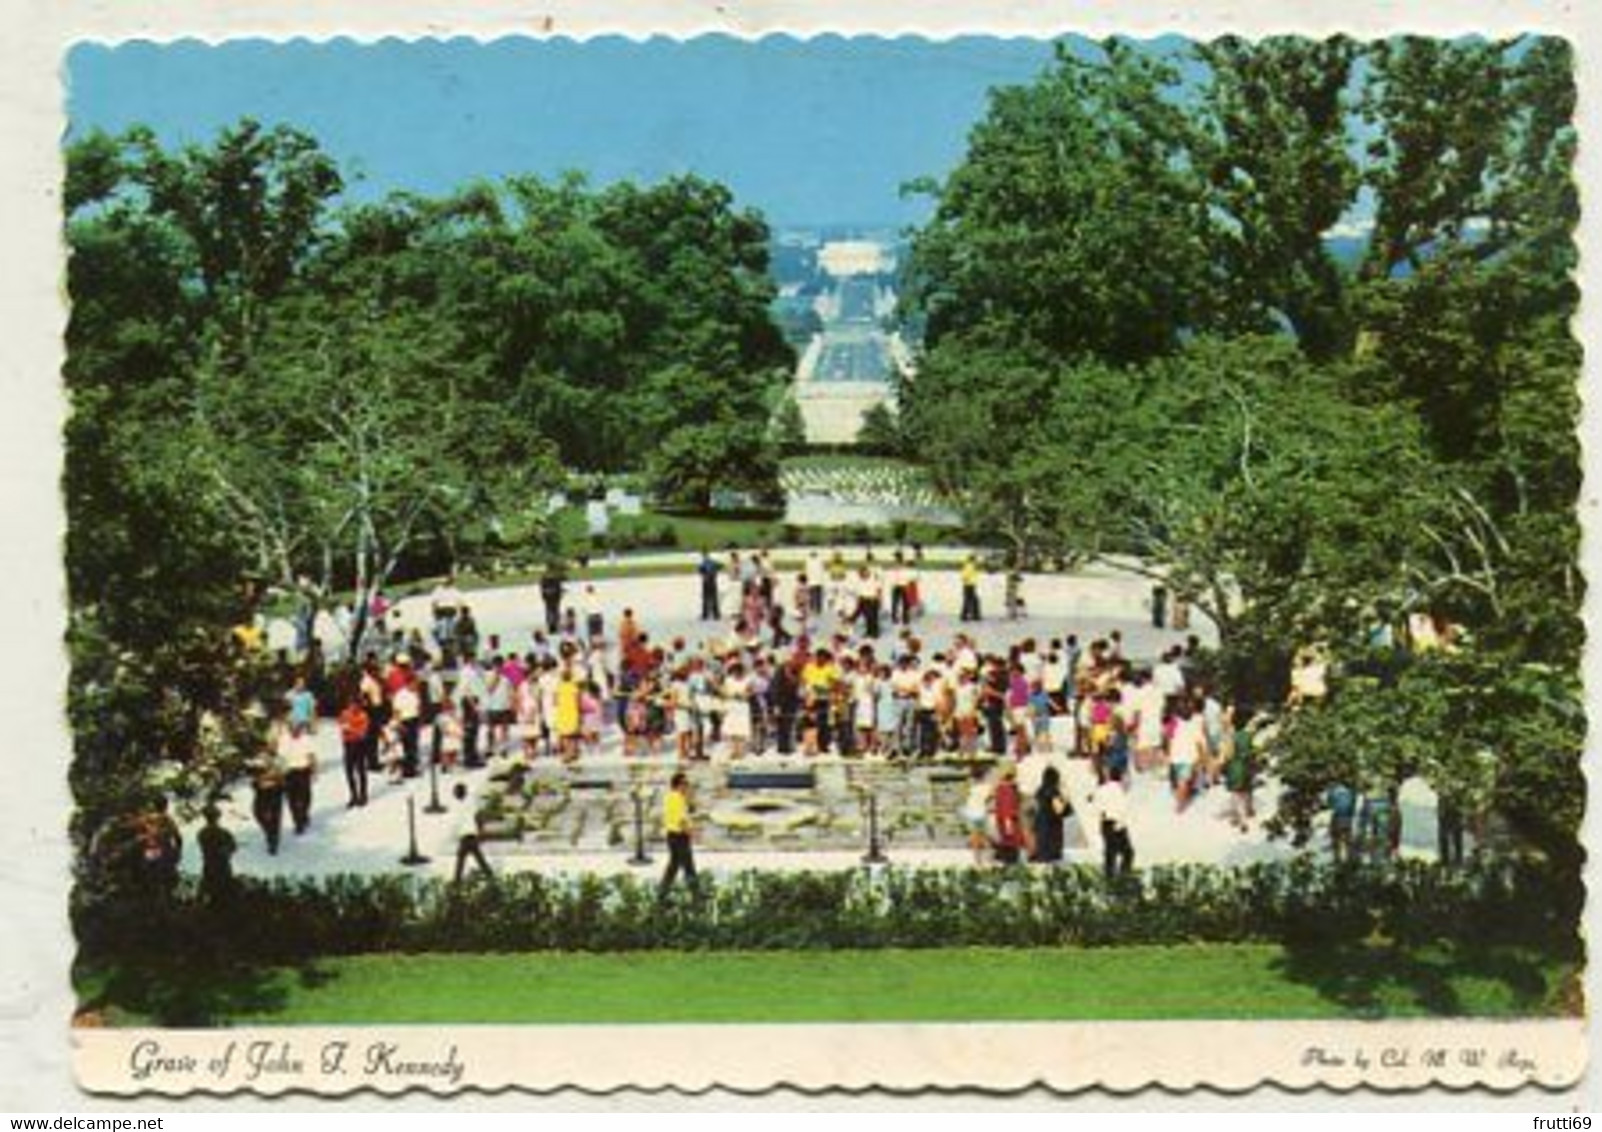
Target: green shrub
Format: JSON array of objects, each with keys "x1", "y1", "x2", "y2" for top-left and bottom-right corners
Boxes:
[{"x1": 74, "y1": 857, "x2": 1579, "y2": 966}]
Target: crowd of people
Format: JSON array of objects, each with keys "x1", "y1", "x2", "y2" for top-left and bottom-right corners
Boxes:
[{"x1": 233, "y1": 548, "x2": 1271, "y2": 884}]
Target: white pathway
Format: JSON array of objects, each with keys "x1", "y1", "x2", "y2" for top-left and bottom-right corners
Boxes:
[
  {"x1": 271, "y1": 556, "x2": 1212, "y2": 664},
  {"x1": 185, "y1": 735, "x2": 1444, "y2": 886}
]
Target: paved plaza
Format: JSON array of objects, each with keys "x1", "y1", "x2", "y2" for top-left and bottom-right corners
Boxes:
[
  {"x1": 269, "y1": 552, "x2": 1211, "y2": 663},
  {"x1": 192, "y1": 559, "x2": 1447, "y2": 884}
]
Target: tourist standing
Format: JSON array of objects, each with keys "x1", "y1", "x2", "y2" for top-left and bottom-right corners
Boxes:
[
  {"x1": 579, "y1": 583, "x2": 604, "y2": 642},
  {"x1": 858, "y1": 565, "x2": 883, "y2": 639},
  {"x1": 337, "y1": 695, "x2": 370, "y2": 808},
  {"x1": 555, "y1": 664, "x2": 583, "y2": 762},
  {"x1": 1096, "y1": 766, "x2": 1134, "y2": 880},
  {"x1": 1222, "y1": 704, "x2": 1255, "y2": 831},
  {"x1": 888, "y1": 553, "x2": 909, "y2": 627},
  {"x1": 430, "y1": 574, "x2": 464, "y2": 653},
  {"x1": 659, "y1": 772, "x2": 698, "y2": 898},
  {"x1": 722, "y1": 662, "x2": 753, "y2": 760},
  {"x1": 252, "y1": 735, "x2": 286, "y2": 856},
  {"x1": 992, "y1": 765, "x2": 1024, "y2": 865},
  {"x1": 960, "y1": 555, "x2": 982, "y2": 621},
  {"x1": 698, "y1": 552, "x2": 722, "y2": 621},
  {"x1": 281, "y1": 721, "x2": 318, "y2": 835},
  {"x1": 962, "y1": 765, "x2": 992, "y2": 865},
  {"x1": 980, "y1": 663, "x2": 1008, "y2": 756},
  {"x1": 770, "y1": 659, "x2": 800, "y2": 756},
  {"x1": 197, "y1": 804, "x2": 236, "y2": 902},
  {"x1": 1033, "y1": 765, "x2": 1069, "y2": 864},
  {"x1": 540, "y1": 565, "x2": 565, "y2": 634},
  {"x1": 286, "y1": 675, "x2": 317, "y2": 733},
  {"x1": 1168, "y1": 700, "x2": 1208, "y2": 812},
  {"x1": 1327, "y1": 782, "x2": 1357, "y2": 863},
  {"x1": 484, "y1": 661, "x2": 512, "y2": 757},
  {"x1": 392, "y1": 661, "x2": 423, "y2": 778}
]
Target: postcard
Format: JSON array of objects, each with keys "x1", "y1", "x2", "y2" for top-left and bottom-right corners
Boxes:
[{"x1": 5, "y1": 1, "x2": 1594, "y2": 1104}]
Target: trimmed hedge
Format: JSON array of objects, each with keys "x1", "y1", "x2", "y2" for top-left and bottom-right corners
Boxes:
[{"x1": 75, "y1": 857, "x2": 1580, "y2": 967}]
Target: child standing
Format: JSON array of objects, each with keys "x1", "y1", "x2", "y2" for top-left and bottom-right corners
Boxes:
[{"x1": 436, "y1": 697, "x2": 464, "y2": 773}]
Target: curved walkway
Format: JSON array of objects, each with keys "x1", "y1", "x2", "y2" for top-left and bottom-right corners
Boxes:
[{"x1": 214, "y1": 565, "x2": 1446, "y2": 883}]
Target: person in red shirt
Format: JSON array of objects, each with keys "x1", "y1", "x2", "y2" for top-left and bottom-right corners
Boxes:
[
  {"x1": 337, "y1": 697, "x2": 371, "y2": 807},
  {"x1": 992, "y1": 765, "x2": 1025, "y2": 865},
  {"x1": 384, "y1": 653, "x2": 415, "y2": 698}
]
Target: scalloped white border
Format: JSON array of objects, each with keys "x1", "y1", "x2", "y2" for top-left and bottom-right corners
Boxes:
[{"x1": 5, "y1": 0, "x2": 1601, "y2": 1110}]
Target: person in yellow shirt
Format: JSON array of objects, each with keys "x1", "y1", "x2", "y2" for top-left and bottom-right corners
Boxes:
[
  {"x1": 555, "y1": 666, "x2": 582, "y2": 762},
  {"x1": 960, "y1": 556, "x2": 983, "y2": 622},
  {"x1": 799, "y1": 649, "x2": 838, "y2": 755},
  {"x1": 658, "y1": 772, "x2": 698, "y2": 898},
  {"x1": 232, "y1": 619, "x2": 265, "y2": 653}
]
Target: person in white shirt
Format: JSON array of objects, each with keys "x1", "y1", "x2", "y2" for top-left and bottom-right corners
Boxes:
[
  {"x1": 857, "y1": 566, "x2": 884, "y2": 639},
  {"x1": 579, "y1": 584, "x2": 604, "y2": 642},
  {"x1": 279, "y1": 722, "x2": 318, "y2": 836},
  {"x1": 1094, "y1": 766, "x2": 1134, "y2": 879},
  {"x1": 1128, "y1": 672, "x2": 1167, "y2": 772},
  {"x1": 1168, "y1": 702, "x2": 1210, "y2": 811},
  {"x1": 430, "y1": 575, "x2": 464, "y2": 650},
  {"x1": 1153, "y1": 647, "x2": 1188, "y2": 700},
  {"x1": 449, "y1": 781, "x2": 493, "y2": 883},
  {"x1": 805, "y1": 551, "x2": 825, "y2": 615}
]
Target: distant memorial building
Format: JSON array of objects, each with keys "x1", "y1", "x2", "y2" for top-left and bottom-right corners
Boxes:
[
  {"x1": 817, "y1": 240, "x2": 891, "y2": 278},
  {"x1": 794, "y1": 238, "x2": 909, "y2": 445}
]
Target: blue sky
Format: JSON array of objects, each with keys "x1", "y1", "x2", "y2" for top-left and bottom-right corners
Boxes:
[{"x1": 66, "y1": 36, "x2": 1081, "y2": 228}]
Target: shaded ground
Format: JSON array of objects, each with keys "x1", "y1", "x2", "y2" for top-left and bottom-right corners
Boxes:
[{"x1": 77, "y1": 943, "x2": 1578, "y2": 1027}]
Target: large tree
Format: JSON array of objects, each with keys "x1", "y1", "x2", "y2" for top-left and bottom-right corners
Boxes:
[
  {"x1": 188, "y1": 287, "x2": 564, "y2": 660},
  {"x1": 1196, "y1": 36, "x2": 1361, "y2": 358},
  {"x1": 902, "y1": 39, "x2": 1216, "y2": 364},
  {"x1": 63, "y1": 123, "x2": 341, "y2": 852}
]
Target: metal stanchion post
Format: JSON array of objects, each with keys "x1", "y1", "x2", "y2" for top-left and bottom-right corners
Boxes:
[
  {"x1": 862, "y1": 790, "x2": 888, "y2": 865},
  {"x1": 628, "y1": 786, "x2": 653, "y2": 866},
  {"x1": 400, "y1": 795, "x2": 431, "y2": 866},
  {"x1": 424, "y1": 754, "x2": 446, "y2": 815}
]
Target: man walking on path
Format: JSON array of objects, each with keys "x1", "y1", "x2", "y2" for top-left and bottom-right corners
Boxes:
[
  {"x1": 658, "y1": 772, "x2": 699, "y2": 898},
  {"x1": 451, "y1": 781, "x2": 494, "y2": 883}
]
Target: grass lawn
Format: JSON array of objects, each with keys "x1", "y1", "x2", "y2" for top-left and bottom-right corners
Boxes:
[{"x1": 79, "y1": 943, "x2": 1579, "y2": 1027}]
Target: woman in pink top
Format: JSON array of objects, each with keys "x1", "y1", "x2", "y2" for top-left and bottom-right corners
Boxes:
[{"x1": 1006, "y1": 663, "x2": 1033, "y2": 755}]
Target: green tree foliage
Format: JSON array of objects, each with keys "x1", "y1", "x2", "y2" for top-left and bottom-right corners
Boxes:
[
  {"x1": 902, "y1": 40, "x2": 1216, "y2": 363},
  {"x1": 898, "y1": 35, "x2": 1581, "y2": 862},
  {"x1": 319, "y1": 173, "x2": 793, "y2": 472},
  {"x1": 64, "y1": 120, "x2": 792, "y2": 876},
  {"x1": 771, "y1": 392, "x2": 809, "y2": 453},
  {"x1": 855, "y1": 401, "x2": 901, "y2": 455},
  {"x1": 906, "y1": 336, "x2": 1447, "y2": 663},
  {"x1": 63, "y1": 124, "x2": 339, "y2": 857},
  {"x1": 1197, "y1": 36, "x2": 1361, "y2": 357},
  {"x1": 1270, "y1": 653, "x2": 1583, "y2": 870},
  {"x1": 187, "y1": 287, "x2": 564, "y2": 658},
  {"x1": 646, "y1": 422, "x2": 782, "y2": 512}
]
